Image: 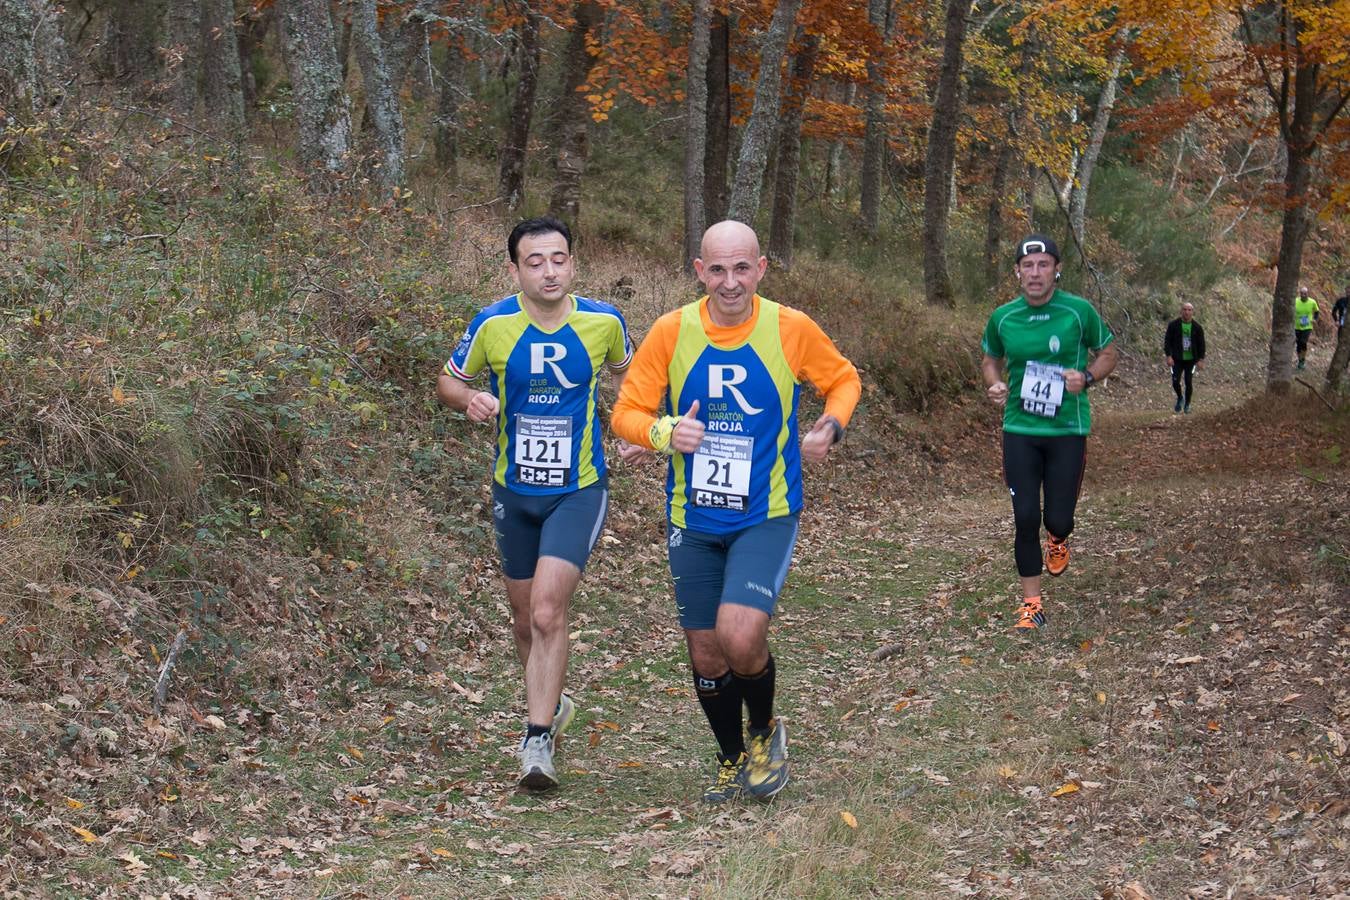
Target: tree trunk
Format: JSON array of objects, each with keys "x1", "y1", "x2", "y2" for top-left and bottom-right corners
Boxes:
[
  {"x1": 549, "y1": 0, "x2": 604, "y2": 224},
  {"x1": 383, "y1": 0, "x2": 442, "y2": 98},
  {"x1": 1267, "y1": 131, "x2": 1315, "y2": 392},
  {"x1": 1067, "y1": 41, "x2": 1127, "y2": 250},
  {"x1": 432, "y1": 39, "x2": 464, "y2": 176},
  {"x1": 985, "y1": 140, "x2": 1013, "y2": 293},
  {"x1": 921, "y1": 0, "x2": 969, "y2": 308},
  {"x1": 280, "y1": 0, "x2": 353, "y2": 187},
  {"x1": 333, "y1": 1, "x2": 353, "y2": 82},
  {"x1": 1165, "y1": 73, "x2": 1186, "y2": 193},
  {"x1": 162, "y1": 0, "x2": 202, "y2": 117},
  {"x1": 859, "y1": 0, "x2": 892, "y2": 236},
  {"x1": 238, "y1": 4, "x2": 276, "y2": 116},
  {"x1": 1327, "y1": 325, "x2": 1350, "y2": 392},
  {"x1": 0, "y1": 0, "x2": 66, "y2": 115},
  {"x1": 768, "y1": 33, "x2": 819, "y2": 270},
  {"x1": 825, "y1": 81, "x2": 856, "y2": 199},
  {"x1": 497, "y1": 2, "x2": 541, "y2": 210},
  {"x1": 703, "y1": 9, "x2": 730, "y2": 223},
  {"x1": 106, "y1": 0, "x2": 163, "y2": 81},
  {"x1": 683, "y1": 0, "x2": 713, "y2": 269},
  {"x1": 727, "y1": 0, "x2": 801, "y2": 224},
  {"x1": 201, "y1": 0, "x2": 245, "y2": 136},
  {"x1": 351, "y1": 0, "x2": 406, "y2": 187}
]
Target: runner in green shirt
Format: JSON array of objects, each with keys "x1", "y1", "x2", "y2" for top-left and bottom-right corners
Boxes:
[
  {"x1": 981, "y1": 234, "x2": 1119, "y2": 629},
  {"x1": 1294, "y1": 286, "x2": 1320, "y2": 371}
]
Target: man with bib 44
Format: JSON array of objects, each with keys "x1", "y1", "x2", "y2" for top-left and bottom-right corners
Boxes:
[
  {"x1": 436, "y1": 217, "x2": 633, "y2": 792},
  {"x1": 612, "y1": 220, "x2": 860, "y2": 803},
  {"x1": 982, "y1": 234, "x2": 1118, "y2": 630}
]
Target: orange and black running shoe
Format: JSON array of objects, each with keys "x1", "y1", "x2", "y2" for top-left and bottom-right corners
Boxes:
[
  {"x1": 1014, "y1": 595, "x2": 1046, "y2": 629},
  {"x1": 1044, "y1": 537, "x2": 1070, "y2": 577}
]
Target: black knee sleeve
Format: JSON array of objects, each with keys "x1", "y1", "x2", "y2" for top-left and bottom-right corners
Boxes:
[{"x1": 693, "y1": 668, "x2": 734, "y2": 697}]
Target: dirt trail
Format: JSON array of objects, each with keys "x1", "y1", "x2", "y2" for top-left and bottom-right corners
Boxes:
[
  {"x1": 4, "y1": 356, "x2": 1345, "y2": 898},
  {"x1": 793, "y1": 363, "x2": 1350, "y2": 897}
]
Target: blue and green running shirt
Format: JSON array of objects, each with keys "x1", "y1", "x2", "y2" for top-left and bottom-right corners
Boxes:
[
  {"x1": 445, "y1": 294, "x2": 632, "y2": 494},
  {"x1": 662, "y1": 298, "x2": 801, "y2": 532},
  {"x1": 981, "y1": 289, "x2": 1114, "y2": 437}
]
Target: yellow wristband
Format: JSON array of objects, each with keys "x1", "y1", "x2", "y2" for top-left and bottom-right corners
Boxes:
[{"x1": 648, "y1": 415, "x2": 681, "y2": 455}]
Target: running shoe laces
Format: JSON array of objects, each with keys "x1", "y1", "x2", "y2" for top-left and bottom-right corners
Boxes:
[
  {"x1": 1015, "y1": 596, "x2": 1046, "y2": 629},
  {"x1": 518, "y1": 733, "x2": 558, "y2": 791},
  {"x1": 1044, "y1": 537, "x2": 1070, "y2": 577},
  {"x1": 702, "y1": 752, "x2": 747, "y2": 804},
  {"x1": 743, "y1": 718, "x2": 789, "y2": 799}
]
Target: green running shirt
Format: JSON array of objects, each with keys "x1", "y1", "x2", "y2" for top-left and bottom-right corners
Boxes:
[
  {"x1": 1181, "y1": 321, "x2": 1194, "y2": 361},
  {"x1": 981, "y1": 289, "x2": 1114, "y2": 437},
  {"x1": 1294, "y1": 296, "x2": 1319, "y2": 331}
]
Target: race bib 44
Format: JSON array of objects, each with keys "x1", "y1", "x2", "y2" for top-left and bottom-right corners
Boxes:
[{"x1": 1020, "y1": 361, "x2": 1065, "y2": 418}]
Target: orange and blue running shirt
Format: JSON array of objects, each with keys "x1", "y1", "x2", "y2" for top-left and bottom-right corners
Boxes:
[
  {"x1": 445, "y1": 294, "x2": 632, "y2": 494},
  {"x1": 612, "y1": 295, "x2": 860, "y2": 533}
]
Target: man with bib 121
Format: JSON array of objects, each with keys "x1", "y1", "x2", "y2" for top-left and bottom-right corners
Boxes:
[
  {"x1": 981, "y1": 234, "x2": 1118, "y2": 630},
  {"x1": 436, "y1": 217, "x2": 633, "y2": 792},
  {"x1": 612, "y1": 220, "x2": 860, "y2": 803}
]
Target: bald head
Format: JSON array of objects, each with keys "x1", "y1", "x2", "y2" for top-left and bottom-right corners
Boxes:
[
  {"x1": 700, "y1": 220, "x2": 761, "y2": 260},
  {"x1": 694, "y1": 220, "x2": 768, "y2": 327}
]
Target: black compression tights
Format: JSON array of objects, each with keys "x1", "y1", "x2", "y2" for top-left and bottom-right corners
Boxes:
[
  {"x1": 1001, "y1": 432, "x2": 1087, "y2": 577},
  {"x1": 1171, "y1": 361, "x2": 1195, "y2": 404}
]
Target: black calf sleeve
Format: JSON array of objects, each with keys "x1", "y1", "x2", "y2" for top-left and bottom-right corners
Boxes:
[
  {"x1": 733, "y1": 655, "x2": 776, "y2": 734},
  {"x1": 693, "y1": 668, "x2": 745, "y2": 762}
]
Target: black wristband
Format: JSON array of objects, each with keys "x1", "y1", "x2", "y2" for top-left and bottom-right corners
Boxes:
[
  {"x1": 1083, "y1": 370, "x2": 1095, "y2": 388},
  {"x1": 825, "y1": 416, "x2": 844, "y2": 444}
]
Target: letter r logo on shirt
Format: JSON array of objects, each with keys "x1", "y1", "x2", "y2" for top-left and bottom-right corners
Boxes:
[
  {"x1": 707, "y1": 364, "x2": 764, "y2": 414},
  {"x1": 531, "y1": 342, "x2": 579, "y2": 388}
]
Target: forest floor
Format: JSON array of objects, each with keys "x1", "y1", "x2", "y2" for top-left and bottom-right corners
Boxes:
[{"x1": 5, "y1": 329, "x2": 1349, "y2": 899}]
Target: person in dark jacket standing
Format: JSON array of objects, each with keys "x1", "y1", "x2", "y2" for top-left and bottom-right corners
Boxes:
[{"x1": 1163, "y1": 302, "x2": 1206, "y2": 413}]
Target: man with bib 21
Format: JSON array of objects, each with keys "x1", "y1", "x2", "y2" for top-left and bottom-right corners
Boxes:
[
  {"x1": 436, "y1": 217, "x2": 633, "y2": 791},
  {"x1": 612, "y1": 220, "x2": 860, "y2": 802},
  {"x1": 982, "y1": 235, "x2": 1118, "y2": 629}
]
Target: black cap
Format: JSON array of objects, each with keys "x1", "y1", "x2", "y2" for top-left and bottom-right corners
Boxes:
[{"x1": 1015, "y1": 234, "x2": 1060, "y2": 263}]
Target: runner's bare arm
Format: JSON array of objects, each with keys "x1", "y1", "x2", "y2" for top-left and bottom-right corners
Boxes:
[
  {"x1": 1065, "y1": 342, "x2": 1120, "y2": 394},
  {"x1": 436, "y1": 372, "x2": 498, "y2": 424},
  {"x1": 982, "y1": 354, "x2": 1008, "y2": 406}
]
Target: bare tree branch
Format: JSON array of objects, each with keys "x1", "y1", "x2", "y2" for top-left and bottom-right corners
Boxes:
[{"x1": 152, "y1": 628, "x2": 190, "y2": 714}]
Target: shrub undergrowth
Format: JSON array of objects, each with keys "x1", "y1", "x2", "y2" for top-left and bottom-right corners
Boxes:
[{"x1": 1, "y1": 98, "x2": 1242, "y2": 723}]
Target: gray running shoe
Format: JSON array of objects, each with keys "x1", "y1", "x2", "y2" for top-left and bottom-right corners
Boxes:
[
  {"x1": 702, "y1": 752, "x2": 748, "y2": 804},
  {"x1": 519, "y1": 733, "x2": 558, "y2": 791},
  {"x1": 550, "y1": 692, "x2": 576, "y2": 742},
  {"x1": 744, "y1": 718, "x2": 789, "y2": 800}
]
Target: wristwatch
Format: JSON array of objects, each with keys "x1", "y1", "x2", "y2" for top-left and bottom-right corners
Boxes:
[{"x1": 1082, "y1": 370, "x2": 1096, "y2": 388}]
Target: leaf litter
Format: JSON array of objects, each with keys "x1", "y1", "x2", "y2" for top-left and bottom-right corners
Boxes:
[{"x1": 2, "y1": 350, "x2": 1347, "y2": 897}]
